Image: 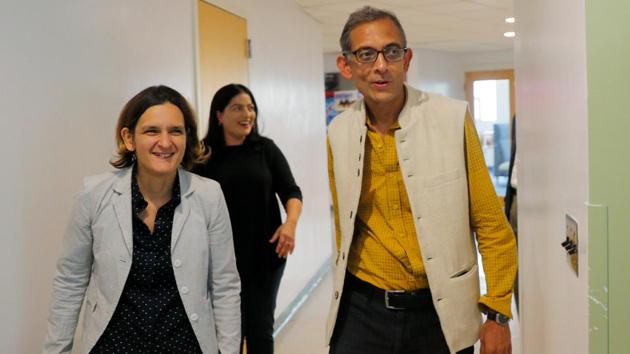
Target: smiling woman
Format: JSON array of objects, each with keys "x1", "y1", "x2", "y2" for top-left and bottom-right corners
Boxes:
[
  {"x1": 110, "y1": 86, "x2": 207, "y2": 171},
  {"x1": 43, "y1": 85, "x2": 242, "y2": 354},
  {"x1": 194, "y1": 84, "x2": 303, "y2": 354},
  {"x1": 120, "y1": 102, "x2": 187, "y2": 178}
]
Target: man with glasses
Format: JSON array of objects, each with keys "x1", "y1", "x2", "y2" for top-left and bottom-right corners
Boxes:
[{"x1": 326, "y1": 6, "x2": 516, "y2": 354}]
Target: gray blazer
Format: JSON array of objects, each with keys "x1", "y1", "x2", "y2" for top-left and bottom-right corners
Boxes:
[{"x1": 43, "y1": 167, "x2": 241, "y2": 354}]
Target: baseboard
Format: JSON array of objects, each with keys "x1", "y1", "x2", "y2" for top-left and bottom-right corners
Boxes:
[{"x1": 273, "y1": 256, "x2": 332, "y2": 337}]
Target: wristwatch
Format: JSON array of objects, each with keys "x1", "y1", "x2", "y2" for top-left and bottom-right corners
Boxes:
[{"x1": 486, "y1": 311, "x2": 510, "y2": 326}]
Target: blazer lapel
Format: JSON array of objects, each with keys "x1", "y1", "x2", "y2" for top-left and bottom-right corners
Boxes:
[
  {"x1": 112, "y1": 168, "x2": 134, "y2": 256},
  {"x1": 172, "y1": 169, "x2": 193, "y2": 252}
]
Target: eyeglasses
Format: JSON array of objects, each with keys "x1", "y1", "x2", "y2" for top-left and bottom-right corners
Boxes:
[{"x1": 345, "y1": 45, "x2": 408, "y2": 63}]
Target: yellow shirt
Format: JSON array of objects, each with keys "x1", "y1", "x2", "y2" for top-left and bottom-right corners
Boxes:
[
  {"x1": 348, "y1": 118, "x2": 429, "y2": 290},
  {"x1": 327, "y1": 111, "x2": 517, "y2": 317}
]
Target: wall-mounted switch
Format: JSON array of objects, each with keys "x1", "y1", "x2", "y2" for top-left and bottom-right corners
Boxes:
[{"x1": 562, "y1": 214, "x2": 579, "y2": 276}]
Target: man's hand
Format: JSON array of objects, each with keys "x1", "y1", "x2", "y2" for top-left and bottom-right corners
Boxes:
[
  {"x1": 269, "y1": 220, "x2": 297, "y2": 258},
  {"x1": 480, "y1": 319, "x2": 511, "y2": 354}
]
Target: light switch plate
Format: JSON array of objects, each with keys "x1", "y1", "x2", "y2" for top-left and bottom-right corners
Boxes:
[{"x1": 566, "y1": 213, "x2": 578, "y2": 276}]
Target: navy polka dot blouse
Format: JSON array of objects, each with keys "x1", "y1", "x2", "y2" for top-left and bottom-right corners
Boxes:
[{"x1": 91, "y1": 173, "x2": 201, "y2": 353}]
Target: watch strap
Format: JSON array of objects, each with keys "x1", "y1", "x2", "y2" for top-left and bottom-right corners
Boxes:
[{"x1": 486, "y1": 311, "x2": 510, "y2": 325}]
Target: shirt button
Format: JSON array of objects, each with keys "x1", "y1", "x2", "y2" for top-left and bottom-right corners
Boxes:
[
  {"x1": 173, "y1": 259, "x2": 182, "y2": 268},
  {"x1": 181, "y1": 286, "x2": 189, "y2": 294},
  {"x1": 190, "y1": 313, "x2": 199, "y2": 322}
]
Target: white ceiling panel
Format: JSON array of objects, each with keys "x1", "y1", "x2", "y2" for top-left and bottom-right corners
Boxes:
[{"x1": 295, "y1": 0, "x2": 515, "y2": 53}]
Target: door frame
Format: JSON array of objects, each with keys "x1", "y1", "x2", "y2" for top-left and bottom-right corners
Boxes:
[{"x1": 464, "y1": 69, "x2": 516, "y2": 120}]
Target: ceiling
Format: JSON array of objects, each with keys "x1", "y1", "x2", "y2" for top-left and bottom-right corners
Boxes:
[{"x1": 294, "y1": 0, "x2": 514, "y2": 53}]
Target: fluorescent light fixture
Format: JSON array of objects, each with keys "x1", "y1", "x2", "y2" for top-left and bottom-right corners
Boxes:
[
  {"x1": 505, "y1": 17, "x2": 515, "y2": 23},
  {"x1": 504, "y1": 31, "x2": 516, "y2": 38}
]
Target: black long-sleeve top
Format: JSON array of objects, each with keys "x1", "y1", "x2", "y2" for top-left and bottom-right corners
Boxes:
[{"x1": 194, "y1": 137, "x2": 302, "y2": 282}]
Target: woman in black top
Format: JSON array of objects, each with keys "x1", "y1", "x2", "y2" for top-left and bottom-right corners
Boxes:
[{"x1": 194, "y1": 84, "x2": 303, "y2": 354}]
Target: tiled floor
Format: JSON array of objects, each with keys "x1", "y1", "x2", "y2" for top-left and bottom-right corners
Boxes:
[{"x1": 275, "y1": 271, "x2": 521, "y2": 354}]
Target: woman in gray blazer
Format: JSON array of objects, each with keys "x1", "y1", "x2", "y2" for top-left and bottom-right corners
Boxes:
[{"x1": 43, "y1": 85, "x2": 241, "y2": 354}]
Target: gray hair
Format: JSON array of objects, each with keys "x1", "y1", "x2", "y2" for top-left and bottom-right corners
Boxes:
[{"x1": 339, "y1": 6, "x2": 407, "y2": 53}]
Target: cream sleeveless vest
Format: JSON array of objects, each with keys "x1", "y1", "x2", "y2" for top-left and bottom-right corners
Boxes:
[{"x1": 326, "y1": 85, "x2": 482, "y2": 353}]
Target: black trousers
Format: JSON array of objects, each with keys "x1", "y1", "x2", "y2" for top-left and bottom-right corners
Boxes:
[
  {"x1": 330, "y1": 274, "x2": 474, "y2": 354},
  {"x1": 240, "y1": 262, "x2": 286, "y2": 354}
]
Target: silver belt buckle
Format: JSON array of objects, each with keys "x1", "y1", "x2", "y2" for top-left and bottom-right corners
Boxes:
[{"x1": 384, "y1": 290, "x2": 405, "y2": 310}]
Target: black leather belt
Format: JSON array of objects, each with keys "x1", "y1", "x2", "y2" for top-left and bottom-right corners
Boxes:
[{"x1": 345, "y1": 273, "x2": 432, "y2": 310}]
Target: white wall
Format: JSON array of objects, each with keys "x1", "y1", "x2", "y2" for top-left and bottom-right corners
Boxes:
[
  {"x1": 514, "y1": 0, "x2": 589, "y2": 352},
  {"x1": 0, "y1": 0, "x2": 329, "y2": 352},
  {"x1": 1, "y1": 2, "x2": 197, "y2": 352},
  {"x1": 324, "y1": 52, "x2": 340, "y2": 73},
  {"x1": 460, "y1": 49, "x2": 514, "y2": 72},
  {"x1": 407, "y1": 48, "x2": 466, "y2": 100}
]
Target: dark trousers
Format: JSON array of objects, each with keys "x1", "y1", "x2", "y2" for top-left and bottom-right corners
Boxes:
[
  {"x1": 330, "y1": 274, "x2": 474, "y2": 354},
  {"x1": 240, "y1": 262, "x2": 286, "y2": 354}
]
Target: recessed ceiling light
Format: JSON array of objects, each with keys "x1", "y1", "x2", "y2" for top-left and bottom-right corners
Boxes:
[
  {"x1": 504, "y1": 31, "x2": 516, "y2": 38},
  {"x1": 505, "y1": 17, "x2": 515, "y2": 23}
]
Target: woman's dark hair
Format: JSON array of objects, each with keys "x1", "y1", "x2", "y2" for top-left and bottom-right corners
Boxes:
[
  {"x1": 202, "y1": 84, "x2": 261, "y2": 154},
  {"x1": 110, "y1": 85, "x2": 209, "y2": 170}
]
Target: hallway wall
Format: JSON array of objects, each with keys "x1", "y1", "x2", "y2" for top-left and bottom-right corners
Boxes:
[
  {"x1": 460, "y1": 50, "x2": 514, "y2": 72},
  {"x1": 585, "y1": 0, "x2": 630, "y2": 351},
  {"x1": 1, "y1": 2, "x2": 199, "y2": 352},
  {"x1": 0, "y1": 0, "x2": 329, "y2": 352},
  {"x1": 514, "y1": 0, "x2": 589, "y2": 353},
  {"x1": 406, "y1": 48, "x2": 466, "y2": 100}
]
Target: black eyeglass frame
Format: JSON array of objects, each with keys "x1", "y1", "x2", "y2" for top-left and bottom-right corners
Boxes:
[{"x1": 344, "y1": 45, "x2": 409, "y2": 63}]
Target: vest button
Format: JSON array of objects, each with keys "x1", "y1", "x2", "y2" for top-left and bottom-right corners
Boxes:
[{"x1": 335, "y1": 291, "x2": 339, "y2": 299}]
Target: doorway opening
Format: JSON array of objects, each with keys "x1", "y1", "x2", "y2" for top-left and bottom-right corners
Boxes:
[{"x1": 465, "y1": 69, "x2": 515, "y2": 197}]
